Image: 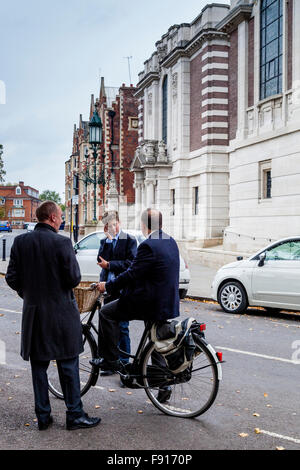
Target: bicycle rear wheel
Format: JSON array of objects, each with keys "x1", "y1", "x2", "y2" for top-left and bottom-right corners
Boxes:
[
  {"x1": 142, "y1": 336, "x2": 220, "y2": 418},
  {"x1": 48, "y1": 326, "x2": 98, "y2": 399}
]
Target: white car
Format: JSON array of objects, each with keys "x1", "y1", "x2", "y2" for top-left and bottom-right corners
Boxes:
[
  {"x1": 211, "y1": 237, "x2": 300, "y2": 314},
  {"x1": 27, "y1": 222, "x2": 37, "y2": 232},
  {"x1": 74, "y1": 230, "x2": 190, "y2": 299}
]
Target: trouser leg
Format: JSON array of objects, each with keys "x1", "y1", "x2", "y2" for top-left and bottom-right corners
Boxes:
[
  {"x1": 118, "y1": 321, "x2": 131, "y2": 364},
  {"x1": 98, "y1": 300, "x2": 122, "y2": 362},
  {"x1": 30, "y1": 359, "x2": 51, "y2": 423},
  {"x1": 56, "y1": 357, "x2": 84, "y2": 421}
]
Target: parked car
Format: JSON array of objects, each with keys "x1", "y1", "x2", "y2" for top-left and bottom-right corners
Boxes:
[
  {"x1": 74, "y1": 230, "x2": 190, "y2": 299},
  {"x1": 27, "y1": 222, "x2": 37, "y2": 232},
  {"x1": 211, "y1": 236, "x2": 300, "y2": 314},
  {"x1": 0, "y1": 220, "x2": 12, "y2": 232}
]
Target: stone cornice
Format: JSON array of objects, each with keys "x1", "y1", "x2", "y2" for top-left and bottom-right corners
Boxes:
[
  {"x1": 135, "y1": 28, "x2": 229, "y2": 96},
  {"x1": 217, "y1": 4, "x2": 254, "y2": 34},
  {"x1": 135, "y1": 72, "x2": 160, "y2": 97}
]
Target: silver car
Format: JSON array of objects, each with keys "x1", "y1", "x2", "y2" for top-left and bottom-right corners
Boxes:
[
  {"x1": 211, "y1": 236, "x2": 300, "y2": 314},
  {"x1": 74, "y1": 230, "x2": 190, "y2": 299}
]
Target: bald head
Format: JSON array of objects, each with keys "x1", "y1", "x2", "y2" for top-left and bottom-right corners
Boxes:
[{"x1": 141, "y1": 208, "x2": 162, "y2": 235}]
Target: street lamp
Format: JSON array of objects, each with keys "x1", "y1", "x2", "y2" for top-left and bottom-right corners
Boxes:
[{"x1": 88, "y1": 108, "x2": 103, "y2": 222}]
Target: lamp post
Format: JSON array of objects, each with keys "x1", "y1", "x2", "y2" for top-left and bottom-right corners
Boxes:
[{"x1": 88, "y1": 108, "x2": 103, "y2": 222}]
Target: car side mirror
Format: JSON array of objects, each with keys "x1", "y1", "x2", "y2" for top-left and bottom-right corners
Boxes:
[
  {"x1": 236, "y1": 256, "x2": 243, "y2": 261},
  {"x1": 74, "y1": 244, "x2": 78, "y2": 254},
  {"x1": 258, "y1": 252, "x2": 266, "y2": 267}
]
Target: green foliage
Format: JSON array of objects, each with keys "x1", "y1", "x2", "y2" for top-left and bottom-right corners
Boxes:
[{"x1": 39, "y1": 190, "x2": 61, "y2": 204}]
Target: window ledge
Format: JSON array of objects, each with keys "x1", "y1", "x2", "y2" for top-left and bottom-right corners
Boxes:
[
  {"x1": 258, "y1": 198, "x2": 272, "y2": 203},
  {"x1": 257, "y1": 93, "x2": 283, "y2": 107}
]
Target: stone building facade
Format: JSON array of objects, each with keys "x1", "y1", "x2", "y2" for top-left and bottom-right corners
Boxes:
[
  {"x1": 65, "y1": 78, "x2": 138, "y2": 235},
  {"x1": 132, "y1": 0, "x2": 300, "y2": 253},
  {"x1": 0, "y1": 181, "x2": 40, "y2": 227}
]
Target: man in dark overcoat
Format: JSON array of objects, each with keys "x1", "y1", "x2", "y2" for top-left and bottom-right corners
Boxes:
[{"x1": 5, "y1": 201, "x2": 101, "y2": 431}]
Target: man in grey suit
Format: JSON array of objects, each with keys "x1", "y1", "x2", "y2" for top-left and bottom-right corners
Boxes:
[{"x1": 6, "y1": 201, "x2": 101, "y2": 431}]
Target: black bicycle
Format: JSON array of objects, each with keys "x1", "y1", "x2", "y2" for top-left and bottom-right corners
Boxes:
[{"x1": 48, "y1": 295, "x2": 223, "y2": 418}]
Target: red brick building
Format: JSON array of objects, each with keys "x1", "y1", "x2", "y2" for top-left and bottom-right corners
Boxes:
[
  {"x1": 0, "y1": 181, "x2": 40, "y2": 228},
  {"x1": 65, "y1": 78, "x2": 138, "y2": 233}
]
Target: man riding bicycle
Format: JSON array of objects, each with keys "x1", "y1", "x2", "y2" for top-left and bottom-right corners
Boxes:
[{"x1": 90, "y1": 208, "x2": 180, "y2": 403}]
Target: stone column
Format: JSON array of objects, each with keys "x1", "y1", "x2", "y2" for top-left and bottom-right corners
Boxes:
[
  {"x1": 236, "y1": 20, "x2": 249, "y2": 140},
  {"x1": 134, "y1": 181, "x2": 142, "y2": 229},
  {"x1": 145, "y1": 180, "x2": 156, "y2": 208}
]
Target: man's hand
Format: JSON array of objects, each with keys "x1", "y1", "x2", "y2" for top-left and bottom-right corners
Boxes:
[
  {"x1": 104, "y1": 224, "x2": 113, "y2": 240},
  {"x1": 97, "y1": 256, "x2": 109, "y2": 269},
  {"x1": 96, "y1": 282, "x2": 106, "y2": 293}
]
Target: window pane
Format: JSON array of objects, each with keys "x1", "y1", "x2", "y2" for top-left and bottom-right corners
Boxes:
[
  {"x1": 266, "y1": 242, "x2": 292, "y2": 260},
  {"x1": 265, "y1": 77, "x2": 279, "y2": 96},
  {"x1": 266, "y1": 20, "x2": 279, "y2": 43},
  {"x1": 266, "y1": 39, "x2": 279, "y2": 62},
  {"x1": 266, "y1": 241, "x2": 300, "y2": 260},
  {"x1": 78, "y1": 233, "x2": 105, "y2": 250},
  {"x1": 290, "y1": 241, "x2": 300, "y2": 260},
  {"x1": 266, "y1": 2, "x2": 279, "y2": 25}
]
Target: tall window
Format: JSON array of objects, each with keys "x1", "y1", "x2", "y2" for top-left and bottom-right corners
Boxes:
[
  {"x1": 193, "y1": 187, "x2": 199, "y2": 215},
  {"x1": 171, "y1": 189, "x2": 175, "y2": 216},
  {"x1": 259, "y1": 160, "x2": 272, "y2": 199},
  {"x1": 260, "y1": 0, "x2": 283, "y2": 100},
  {"x1": 162, "y1": 76, "x2": 168, "y2": 144}
]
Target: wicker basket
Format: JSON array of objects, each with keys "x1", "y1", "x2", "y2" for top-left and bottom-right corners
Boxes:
[{"x1": 73, "y1": 282, "x2": 99, "y2": 314}]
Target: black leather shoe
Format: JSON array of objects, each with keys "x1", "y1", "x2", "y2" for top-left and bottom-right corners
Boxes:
[
  {"x1": 157, "y1": 387, "x2": 172, "y2": 404},
  {"x1": 90, "y1": 357, "x2": 121, "y2": 372},
  {"x1": 66, "y1": 413, "x2": 101, "y2": 431},
  {"x1": 38, "y1": 415, "x2": 53, "y2": 431}
]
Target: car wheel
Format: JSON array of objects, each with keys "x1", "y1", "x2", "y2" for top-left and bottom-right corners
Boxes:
[
  {"x1": 179, "y1": 289, "x2": 188, "y2": 300},
  {"x1": 218, "y1": 281, "x2": 248, "y2": 314}
]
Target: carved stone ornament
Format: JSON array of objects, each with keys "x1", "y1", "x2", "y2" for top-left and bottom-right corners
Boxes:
[
  {"x1": 157, "y1": 44, "x2": 167, "y2": 62},
  {"x1": 148, "y1": 93, "x2": 153, "y2": 115},
  {"x1": 172, "y1": 72, "x2": 178, "y2": 100},
  {"x1": 157, "y1": 141, "x2": 168, "y2": 163},
  {"x1": 144, "y1": 141, "x2": 156, "y2": 164}
]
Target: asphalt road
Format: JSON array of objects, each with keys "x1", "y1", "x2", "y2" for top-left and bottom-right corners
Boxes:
[{"x1": 0, "y1": 275, "x2": 300, "y2": 452}]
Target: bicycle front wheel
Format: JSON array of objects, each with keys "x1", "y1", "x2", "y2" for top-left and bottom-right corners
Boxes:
[
  {"x1": 48, "y1": 326, "x2": 98, "y2": 399},
  {"x1": 142, "y1": 336, "x2": 220, "y2": 418}
]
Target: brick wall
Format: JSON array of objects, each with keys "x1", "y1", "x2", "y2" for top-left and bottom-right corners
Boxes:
[
  {"x1": 120, "y1": 86, "x2": 138, "y2": 204},
  {"x1": 190, "y1": 53, "x2": 203, "y2": 151},
  {"x1": 190, "y1": 43, "x2": 229, "y2": 150},
  {"x1": 228, "y1": 29, "x2": 238, "y2": 142}
]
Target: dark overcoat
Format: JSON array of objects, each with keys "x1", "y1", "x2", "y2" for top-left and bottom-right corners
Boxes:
[
  {"x1": 105, "y1": 230, "x2": 180, "y2": 321},
  {"x1": 5, "y1": 223, "x2": 83, "y2": 361}
]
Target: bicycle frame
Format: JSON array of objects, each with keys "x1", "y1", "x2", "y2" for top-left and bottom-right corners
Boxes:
[{"x1": 80, "y1": 297, "x2": 153, "y2": 374}]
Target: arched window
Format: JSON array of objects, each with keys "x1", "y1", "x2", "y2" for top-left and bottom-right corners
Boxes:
[
  {"x1": 260, "y1": 0, "x2": 283, "y2": 100},
  {"x1": 162, "y1": 76, "x2": 168, "y2": 144}
]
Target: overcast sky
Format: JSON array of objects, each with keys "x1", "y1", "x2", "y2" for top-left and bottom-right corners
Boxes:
[{"x1": 0, "y1": 0, "x2": 230, "y2": 200}]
